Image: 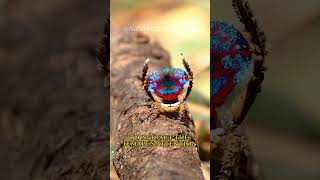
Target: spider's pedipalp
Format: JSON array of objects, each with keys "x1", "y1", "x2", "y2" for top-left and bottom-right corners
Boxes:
[
  {"x1": 181, "y1": 53, "x2": 193, "y2": 101},
  {"x1": 141, "y1": 58, "x2": 154, "y2": 101}
]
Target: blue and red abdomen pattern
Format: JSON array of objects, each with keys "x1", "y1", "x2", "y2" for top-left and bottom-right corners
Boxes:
[
  {"x1": 211, "y1": 21, "x2": 253, "y2": 107},
  {"x1": 148, "y1": 68, "x2": 189, "y2": 102}
]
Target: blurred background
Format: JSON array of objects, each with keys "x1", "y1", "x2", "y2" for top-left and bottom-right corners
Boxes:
[
  {"x1": 1, "y1": 0, "x2": 107, "y2": 179},
  {"x1": 110, "y1": 0, "x2": 210, "y2": 179},
  {"x1": 213, "y1": 0, "x2": 320, "y2": 179}
]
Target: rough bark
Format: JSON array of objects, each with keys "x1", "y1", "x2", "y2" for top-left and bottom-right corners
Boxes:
[{"x1": 110, "y1": 32, "x2": 204, "y2": 180}]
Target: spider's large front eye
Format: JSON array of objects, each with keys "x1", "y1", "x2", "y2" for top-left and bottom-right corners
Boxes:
[{"x1": 147, "y1": 68, "x2": 189, "y2": 104}]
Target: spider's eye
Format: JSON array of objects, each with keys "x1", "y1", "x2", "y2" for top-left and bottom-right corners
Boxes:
[{"x1": 164, "y1": 74, "x2": 170, "y2": 80}]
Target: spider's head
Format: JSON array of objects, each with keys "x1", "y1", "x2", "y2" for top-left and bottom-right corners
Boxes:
[{"x1": 141, "y1": 55, "x2": 193, "y2": 111}]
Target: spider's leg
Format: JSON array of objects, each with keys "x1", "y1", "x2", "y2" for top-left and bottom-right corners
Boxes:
[
  {"x1": 232, "y1": 0, "x2": 268, "y2": 77},
  {"x1": 218, "y1": 131, "x2": 250, "y2": 180},
  {"x1": 177, "y1": 103, "x2": 189, "y2": 121},
  {"x1": 181, "y1": 53, "x2": 193, "y2": 101},
  {"x1": 141, "y1": 102, "x2": 160, "y2": 122},
  {"x1": 141, "y1": 58, "x2": 149, "y2": 86},
  {"x1": 141, "y1": 58, "x2": 154, "y2": 101},
  {"x1": 210, "y1": 128, "x2": 225, "y2": 149},
  {"x1": 232, "y1": 0, "x2": 269, "y2": 63},
  {"x1": 232, "y1": 0, "x2": 268, "y2": 125}
]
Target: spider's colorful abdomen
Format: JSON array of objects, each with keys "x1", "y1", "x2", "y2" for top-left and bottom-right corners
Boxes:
[
  {"x1": 147, "y1": 68, "x2": 189, "y2": 104},
  {"x1": 211, "y1": 21, "x2": 253, "y2": 107}
]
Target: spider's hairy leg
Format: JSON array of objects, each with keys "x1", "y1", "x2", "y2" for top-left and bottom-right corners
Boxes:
[
  {"x1": 141, "y1": 58, "x2": 149, "y2": 86},
  {"x1": 232, "y1": 0, "x2": 269, "y2": 125},
  {"x1": 232, "y1": 0, "x2": 268, "y2": 68},
  {"x1": 217, "y1": 131, "x2": 250, "y2": 180},
  {"x1": 210, "y1": 128, "x2": 225, "y2": 150},
  {"x1": 141, "y1": 102, "x2": 161, "y2": 122},
  {"x1": 177, "y1": 102, "x2": 189, "y2": 121},
  {"x1": 181, "y1": 53, "x2": 193, "y2": 101},
  {"x1": 141, "y1": 58, "x2": 154, "y2": 101}
]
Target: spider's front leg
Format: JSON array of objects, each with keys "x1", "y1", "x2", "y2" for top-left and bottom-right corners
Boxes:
[
  {"x1": 232, "y1": 0, "x2": 268, "y2": 125},
  {"x1": 177, "y1": 102, "x2": 189, "y2": 121},
  {"x1": 141, "y1": 58, "x2": 155, "y2": 102},
  {"x1": 140, "y1": 58, "x2": 160, "y2": 122},
  {"x1": 181, "y1": 53, "x2": 193, "y2": 101},
  {"x1": 138, "y1": 101, "x2": 162, "y2": 122},
  {"x1": 217, "y1": 129, "x2": 250, "y2": 180},
  {"x1": 143, "y1": 102, "x2": 162, "y2": 122},
  {"x1": 210, "y1": 128, "x2": 225, "y2": 150}
]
